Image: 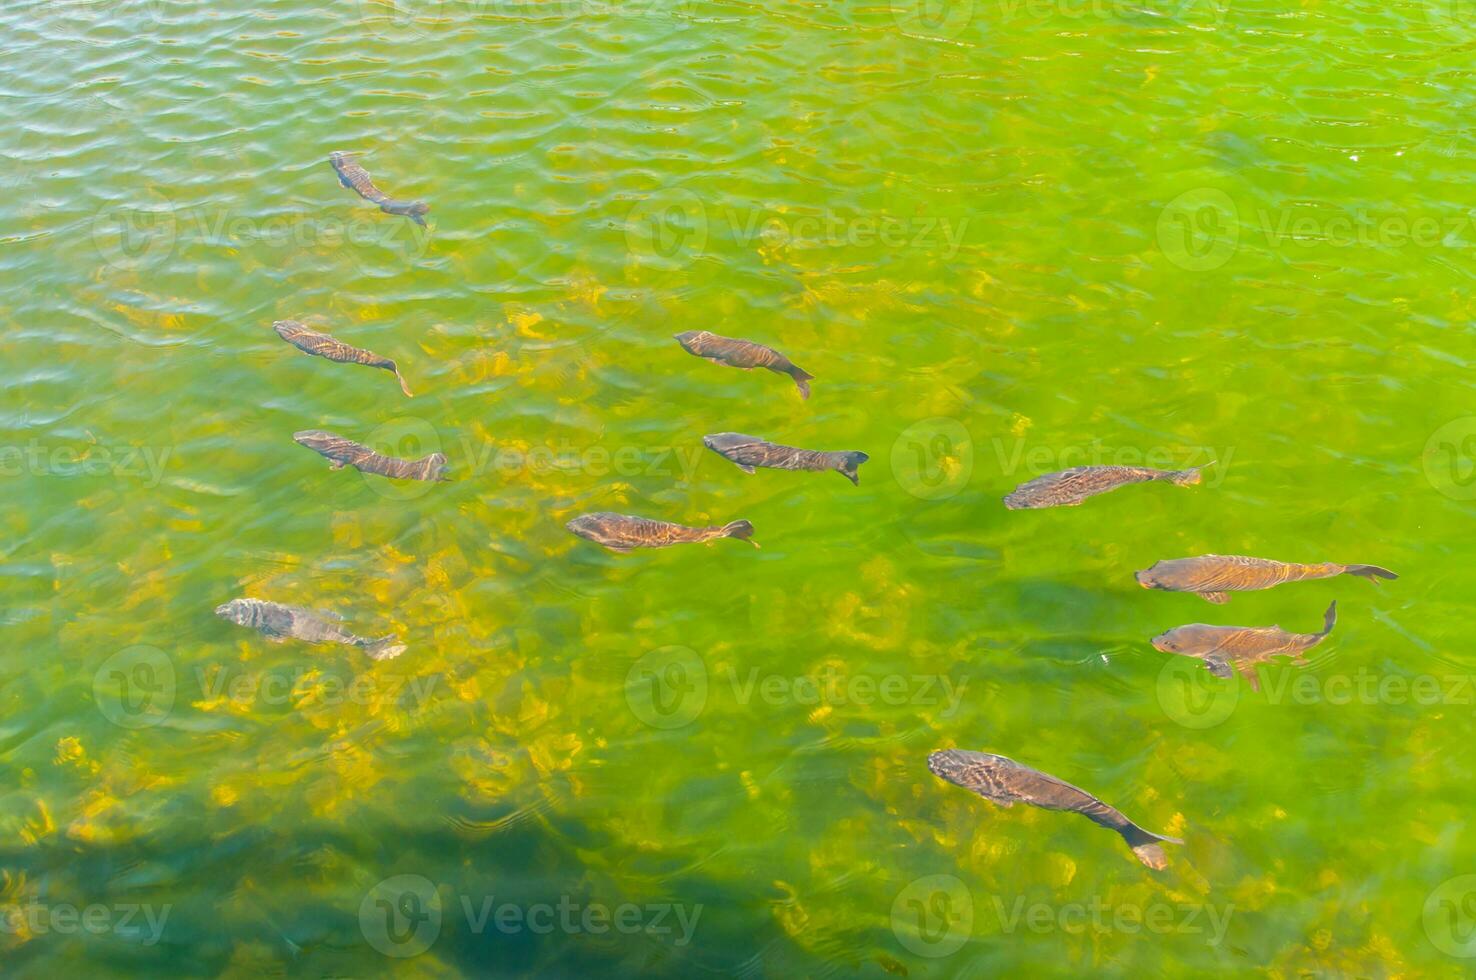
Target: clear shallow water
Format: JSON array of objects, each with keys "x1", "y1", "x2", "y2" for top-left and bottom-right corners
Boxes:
[{"x1": 3, "y1": 0, "x2": 1476, "y2": 975}]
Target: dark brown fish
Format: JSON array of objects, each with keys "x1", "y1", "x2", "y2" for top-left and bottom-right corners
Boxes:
[
  {"x1": 274, "y1": 320, "x2": 413, "y2": 397},
  {"x1": 1151, "y1": 601, "x2": 1336, "y2": 691},
  {"x1": 702, "y1": 432, "x2": 868, "y2": 485},
  {"x1": 215, "y1": 597, "x2": 405, "y2": 660},
  {"x1": 329, "y1": 151, "x2": 430, "y2": 226},
  {"x1": 293, "y1": 430, "x2": 448, "y2": 482},
  {"x1": 927, "y1": 749, "x2": 1181, "y2": 870},
  {"x1": 565, "y1": 512, "x2": 757, "y2": 553},
  {"x1": 674, "y1": 330, "x2": 814, "y2": 399},
  {"x1": 1136, "y1": 554, "x2": 1397, "y2": 604},
  {"x1": 1003, "y1": 464, "x2": 1206, "y2": 510}
]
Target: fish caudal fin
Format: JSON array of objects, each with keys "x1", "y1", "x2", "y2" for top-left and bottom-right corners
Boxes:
[
  {"x1": 837, "y1": 451, "x2": 869, "y2": 485},
  {"x1": 1165, "y1": 463, "x2": 1209, "y2": 487},
  {"x1": 1343, "y1": 564, "x2": 1397, "y2": 583},
  {"x1": 790, "y1": 367, "x2": 814, "y2": 400},
  {"x1": 1319, "y1": 600, "x2": 1337, "y2": 637},
  {"x1": 363, "y1": 636, "x2": 406, "y2": 661},
  {"x1": 393, "y1": 366, "x2": 414, "y2": 398},
  {"x1": 722, "y1": 520, "x2": 759, "y2": 548},
  {"x1": 1131, "y1": 844, "x2": 1170, "y2": 871},
  {"x1": 1123, "y1": 824, "x2": 1182, "y2": 871}
]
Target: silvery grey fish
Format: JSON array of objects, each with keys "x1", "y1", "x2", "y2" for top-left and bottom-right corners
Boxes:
[
  {"x1": 1136, "y1": 554, "x2": 1397, "y2": 604},
  {"x1": 274, "y1": 320, "x2": 413, "y2": 397},
  {"x1": 1151, "y1": 601, "x2": 1336, "y2": 691},
  {"x1": 1003, "y1": 464, "x2": 1206, "y2": 510},
  {"x1": 674, "y1": 330, "x2": 814, "y2": 399},
  {"x1": 330, "y1": 151, "x2": 430, "y2": 226},
  {"x1": 702, "y1": 432, "x2": 868, "y2": 485},
  {"x1": 927, "y1": 749, "x2": 1182, "y2": 871},
  {"x1": 214, "y1": 598, "x2": 406, "y2": 660},
  {"x1": 293, "y1": 430, "x2": 447, "y2": 482},
  {"x1": 566, "y1": 512, "x2": 757, "y2": 553}
]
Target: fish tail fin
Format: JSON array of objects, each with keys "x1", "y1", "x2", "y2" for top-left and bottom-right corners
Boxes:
[
  {"x1": 409, "y1": 201, "x2": 430, "y2": 226},
  {"x1": 789, "y1": 367, "x2": 814, "y2": 400},
  {"x1": 1165, "y1": 463, "x2": 1209, "y2": 487},
  {"x1": 362, "y1": 636, "x2": 406, "y2": 661},
  {"x1": 1123, "y1": 823, "x2": 1182, "y2": 870},
  {"x1": 722, "y1": 519, "x2": 759, "y2": 548},
  {"x1": 1319, "y1": 600, "x2": 1337, "y2": 637},
  {"x1": 837, "y1": 451, "x2": 869, "y2": 485},
  {"x1": 1343, "y1": 564, "x2": 1397, "y2": 583},
  {"x1": 392, "y1": 364, "x2": 414, "y2": 398},
  {"x1": 1130, "y1": 843, "x2": 1170, "y2": 870}
]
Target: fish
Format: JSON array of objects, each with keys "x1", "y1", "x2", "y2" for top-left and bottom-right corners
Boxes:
[
  {"x1": 214, "y1": 597, "x2": 406, "y2": 660},
  {"x1": 674, "y1": 330, "x2": 815, "y2": 399},
  {"x1": 565, "y1": 512, "x2": 757, "y2": 553},
  {"x1": 1136, "y1": 554, "x2": 1398, "y2": 604},
  {"x1": 329, "y1": 151, "x2": 430, "y2": 226},
  {"x1": 293, "y1": 430, "x2": 448, "y2": 482},
  {"x1": 1150, "y1": 601, "x2": 1337, "y2": 691},
  {"x1": 927, "y1": 749, "x2": 1182, "y2": 871},
  {"x1": 702, "y1": 432, "x2": 868, "y2": 485},
  {"x1": 273, "y1": 320, "x2": 413, "y2": 397},
  {"x1": 1003, "y1": 464, "x2": 1206, "y2": 510}
]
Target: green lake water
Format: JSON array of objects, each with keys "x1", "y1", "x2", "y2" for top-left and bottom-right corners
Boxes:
[{"x1": 4, "y1": 0, "x2": 1476, "y2": 975}]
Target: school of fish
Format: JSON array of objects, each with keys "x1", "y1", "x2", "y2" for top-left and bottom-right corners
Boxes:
[{"x1": 206, "y1": 148, "x2": 1401, "y2": 892}]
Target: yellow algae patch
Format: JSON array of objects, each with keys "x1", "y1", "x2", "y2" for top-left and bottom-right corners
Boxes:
[
  {"x1": 1009, "y1": 413, "x2": 1032, "y2": 438},
  {"x1": 53, "y1": 737, "x2": 99, "y2": 775}
]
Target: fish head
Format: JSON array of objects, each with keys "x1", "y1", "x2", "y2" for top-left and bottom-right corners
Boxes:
[
  {"x1": 293, "y1": 430, "x2": 337, "y2": 453},
  {"x1": 272, "y1": 320, "x2": 303, "y2": 340},
  {"x1": 425, "y1": 452, "x2": 449, "y2": 478},
  {"x1": 214, "y1": 598, "x2": 252, "y2": 625},
  {"x1": 1134, "y1": 566, "x2": 1164, "y2": 590},
  {"x1": 1151, "y1": 624, "x2": 1214, "y2": 654},
  {"x1": 926, "y1": 748, "x2": 999, "y2": 782},
  {"x1": 673, "y1": 330, "x2": 706, "y2": 351},
  {"x1": 1150, "y1": 628, "x2": 1183, "y2": 653},
  {"x1": 565, "y1": 514, "x2": 602, "y2": 538},
  {"x1": 702, "y1": 432, "x2": 750, "y2": 454}
]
